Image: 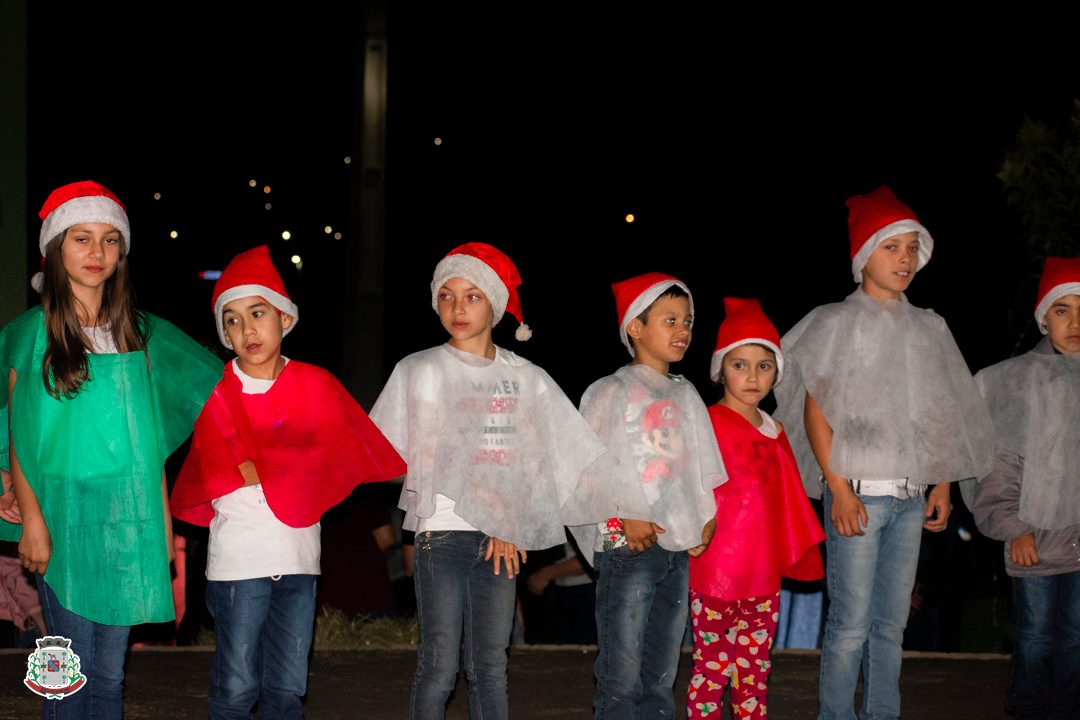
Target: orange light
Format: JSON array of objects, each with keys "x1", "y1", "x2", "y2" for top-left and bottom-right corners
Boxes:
[{"x1": 625, "y1": 214, "x2": 635, "y2": 224}]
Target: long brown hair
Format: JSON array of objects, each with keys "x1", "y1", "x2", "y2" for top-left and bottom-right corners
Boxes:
[{"x1": 40, "y1": 231, "x2": 148, "y2": 399}]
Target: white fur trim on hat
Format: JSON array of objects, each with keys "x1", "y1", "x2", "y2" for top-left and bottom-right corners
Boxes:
[
  {"x1": 214, "y1": 284, "x2": 300, "y2": 348},
  {"x1": 431, "y1": 255, "x2": 509, "y2": 326},
  {"x1": 620, "y1": 280, "x2": 694, "y2": 356},
  {"x1": 710, "y1": 339, "x2": 784, "y2": 386},
  {"x1": 851, "y1": 219, "x2": 933, "y2": 284},
  {"x1": 39, "y1": 196, "x2": 131, "y2": 256},
  {"x1": 1035, "y1": 281, "x2": 1080, "y2": 334}
]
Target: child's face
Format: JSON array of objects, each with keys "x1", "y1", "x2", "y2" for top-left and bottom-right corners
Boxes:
[
  {"x1": 627, "y1": 295, "x2": 693, "y2": 372},
  {"x1": 1044, "y1": 293, "x2": 1080, "y2": 354},
  {"x1": 720, "y1": 344, "x2": 777, "y2": 414},
  {"x1": 436, "y1": 276, "x2": 495, "y2": 353},
  {"x1": 222, "y1": 295, "x2": 294, "y2": 379},
  {"x1": 861, "y1": 231, "x2": 920, "y2": 300},
  {"x1": 61, "y1": 223, "x2": 122, "y2": 293}
]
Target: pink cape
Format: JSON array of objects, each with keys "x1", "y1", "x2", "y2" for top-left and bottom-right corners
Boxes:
[
  {"x1": 171, "y1": 361, "x2": 406, "y2": 528},
  {"x1": 690, "y1": 404, "x2": 824, "y2": 600}
]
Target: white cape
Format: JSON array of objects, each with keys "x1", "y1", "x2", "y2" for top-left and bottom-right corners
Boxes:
[
  {"x1": 774, "y1": 290, "x2": 994, "y2": 498},
  {"x1": 571, "y1": 364, "x2": 726, "y2": 559},
  {"x1": 370, "y1": 344, "x2": 608, "y2": 550}
]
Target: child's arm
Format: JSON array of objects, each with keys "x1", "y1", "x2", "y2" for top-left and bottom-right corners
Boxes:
[
  {"x1": 686, "y1": 517, "x2": 716, "y2": 558},
  {"x1": 971, "y1": 448, "x2": 1039, "y2": 565},
  {"x1": 804, "y1": 392, "x2": 868, "y2": 536},
  {"x1": 237, "y1": 459, "x2": 260, "y2": 486},
  {"x1": 923, "y1": 483, "x2": 951, "y2": 533},
  {"x1": 7, "y1": 370, "x2": 51, "y2": 574},
  {"x1": 485, "y1": 537, "x2": 527, "y2": 579}
]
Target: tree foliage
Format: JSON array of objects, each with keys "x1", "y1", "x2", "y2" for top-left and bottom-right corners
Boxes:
[{"x1": 999, "y1": 100, "x2": 1080, "y2": 263}]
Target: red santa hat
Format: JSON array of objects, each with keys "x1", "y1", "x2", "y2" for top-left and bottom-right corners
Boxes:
[
  {"x1": 39, "y1": 180, "x2": 130, "y2": 256},
  {"x1": 710, "y1": 297, "x2": 784, "y2": 385},
  {"x1": 611, "y1": 272, "x2": 694, "y2": 356},
  {"x1": 1034, "y1": 255, "x2": 1080, "y2": 333},
  {"x1": 35, "y1": 180, "x2": 131, "y2": 293},
  {"x1": 430, "y1": 242, "x2": 532, "y2": 341},
  {"x1": 211, "y1": 245, "x2": 300, "y2": 348},
  {"x1": 847, "y1": 185, "x2": 934, "y2": 283}
]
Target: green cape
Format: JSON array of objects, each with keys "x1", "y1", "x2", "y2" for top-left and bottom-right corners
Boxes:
[{"x1": 0, "y1": 306, "x2": 221, "y2": 625}]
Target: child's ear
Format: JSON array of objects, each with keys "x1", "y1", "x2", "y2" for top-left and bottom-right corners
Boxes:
[
  {"x1": 281, "y1": 313, "x2": 295, "y2": 330},
  {"x1": 626, "y1": 317, "x2": 644, "y2": 340}
]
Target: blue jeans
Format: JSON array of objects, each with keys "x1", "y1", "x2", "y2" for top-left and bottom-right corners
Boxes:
[
  {"x1": 37, "y1": 577, "x2": 131, "y2": 720},
  {"x1": 1007, "y1": 571, "x2": 1080, "y2": 719},
  {"x1": 593, "y1": 545, "x2": 689, "y2": 719},
  {"x1": 205, "y1": 574, "x2": 317, "y2": 720},
  {"x1": 410, "y1": 530, "x2": 517, "y2": 720},
  {"x1": 818, "y1": 491, "x2": 925, "y2": 720}
]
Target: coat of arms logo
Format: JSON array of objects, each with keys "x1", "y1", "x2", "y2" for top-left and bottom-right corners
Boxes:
[{"x1": 24, "y1": 636, "x2": 86, "y2": 699}]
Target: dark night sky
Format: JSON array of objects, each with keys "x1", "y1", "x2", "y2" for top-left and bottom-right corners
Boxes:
[{"x1": 26, "y1": 6, "x2": 1080, "y2": 403}]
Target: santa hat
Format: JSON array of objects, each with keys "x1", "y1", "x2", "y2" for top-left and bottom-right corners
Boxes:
[
  {"x1": 847, "y1": 186, "x2": 934, "y2": 283},
  {"x1": 611, "y1": 272, "x2": 694, "y2": 356},
  {"x1": 430, "y1": 242, "x2": 532, "y2": 341},
  {"x1": 35, "y1": 180, "x2": 131, "y2": 293},
  {"x1": 211, "y1": 245, "x2": 299, "y2": 348},
  {"x1": 710, "y1": 297, "x2": 784, "y2": 385},
  {"x1": 1034, "y1": 256, "x2": 1080, "y2": 333}
]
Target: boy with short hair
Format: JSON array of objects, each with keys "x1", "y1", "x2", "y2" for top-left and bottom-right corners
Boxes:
[
  {"x1": 170, "y1": 245, "x2": 406, "y2": 719},
  {"x1": 774, "y1": 186, "x2": 994, "y2": 720},
  {"x1": 574, "y1": 272, "x2": 726, "y2": 718},
  {"x1": 968, "y1": 256, "x2": 1080, "y2": 719}
]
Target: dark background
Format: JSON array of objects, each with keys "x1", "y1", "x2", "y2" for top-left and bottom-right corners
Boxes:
[{"x1": 21, "y1": 5, "x2": 1080, "y2": 649}]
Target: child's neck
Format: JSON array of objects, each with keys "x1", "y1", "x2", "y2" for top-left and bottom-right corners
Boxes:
[
  {"x1": 237, "y1": 353, "x2": 287, "y2": 381},
  {"x1": 448, "y1": 336, "x2": 496, "y2": 360},
  {"x1": 630, "y1": 357, "x2": 670, "y2": 376},
  {"x1": 859, "y1": 280, "x2": 902, "y2": 302},
  {"x1": 720, "y1": 394, "x2": 763, "y2": 427},
  {"x1": 71, "y1": 285, "x2": 105, "y2": 326}
]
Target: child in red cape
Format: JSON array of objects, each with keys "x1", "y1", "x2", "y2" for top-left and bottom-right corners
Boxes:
[
  {"x1": 170, "y1": 245, "x2": 405, "y2": 718},
  {"x1": 687, "y1": 298, "x2": 824, "y2": 719}
]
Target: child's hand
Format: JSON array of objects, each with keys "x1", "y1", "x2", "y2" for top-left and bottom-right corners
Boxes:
[
  {"x1": 485, "y1": 537, "x2": 527, "y2": 579},
  {"x1": 922, "y1": 483, "x2": 951, "y2": 532},
  {"x1": 238, "y1": 460, "x2": 261, "y2": 486},
  {"x1": 1010, "y1": 532, "x2": 1040, "y2": 566},
  {"x1": 687, "y1": 518, "x2": 716, "y2": 558},
  {"x1": 623, "y1": 518, "x2": 665, "y2": 553},
  {"x1": 18, "y1": 516, "x2": 52, "y2": 575},
  {"x1": 829, "y1": 483, "x2": 868, "y2": 537}
]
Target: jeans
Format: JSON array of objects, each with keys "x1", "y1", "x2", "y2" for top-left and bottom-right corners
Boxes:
[
  {"x1": 1006, "y1": 571, "x2": 1080, "y2": 719},
  {"x1": 593, "y1": 545, "x2": 689, "y2": 719},
  {"x1": 205, "y1": 574, "x2": 317, "y2": 720},
  {"x1": 37, "y1": 577, "x2": 131, "y2": 720},
  {"x1": 410, "y1": 530, "x2": 517, "y2": 720},
  {"x1": 818, "y1": 490, "x2": 925, "y2": 720}
]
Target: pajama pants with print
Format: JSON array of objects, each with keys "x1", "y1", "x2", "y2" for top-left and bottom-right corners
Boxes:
[{"x1": 686, "y1": 589, "x2": 780, "y2": 719}]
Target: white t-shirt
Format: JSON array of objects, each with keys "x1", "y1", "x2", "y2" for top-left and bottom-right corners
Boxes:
[{"x1": 206, "y1": 358, "x2": 322, "y2": 581}]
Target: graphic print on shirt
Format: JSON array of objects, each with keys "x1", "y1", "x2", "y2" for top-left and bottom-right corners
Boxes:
[{"x1": 454, "y1": 377, "x2": 521, "y2": 466}]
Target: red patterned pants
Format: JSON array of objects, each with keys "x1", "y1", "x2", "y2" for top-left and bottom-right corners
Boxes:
[{"x1": 686, "y1": 589, "x2": 780, "y2": 719}]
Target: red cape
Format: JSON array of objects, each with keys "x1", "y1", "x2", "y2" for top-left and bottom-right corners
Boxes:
[
  {"x1": 171, "y1": 361, "x2": 406, "y2": 528},
  {"x1": 690, "y1": 404, "x2": 825, "y2": 600}
]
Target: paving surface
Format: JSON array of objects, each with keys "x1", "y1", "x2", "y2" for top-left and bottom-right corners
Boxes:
[{"x1": 0, "y1": 645, "x2": 1011, "y2": 719}]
